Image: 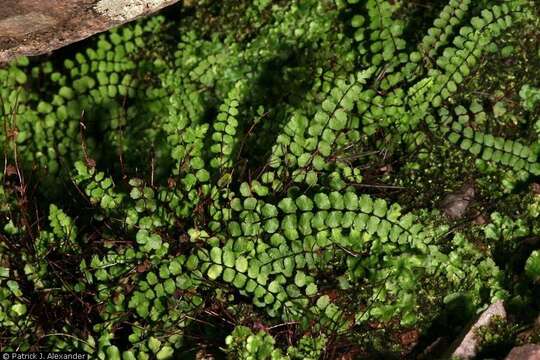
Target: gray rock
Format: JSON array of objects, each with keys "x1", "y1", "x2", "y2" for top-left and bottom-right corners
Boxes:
[
  {"x1": 0, "y1": 0, "x2": 180, "y2": 64},
  {"x1": 441, "y1": 182, "x2": 475, "y2": 220},
  {"x1": 450, "y1": 300, "x2": 506, "y2": 360},
  {"x1": 94, "y1": 0, "x2": 175, "y2": 22},
  {"x1": 505, "y1": 344, "x2": 540, "y2": 360}
]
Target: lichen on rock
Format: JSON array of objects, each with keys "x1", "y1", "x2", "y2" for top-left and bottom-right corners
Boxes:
[{"x1": 94, "y1": 0, "x2": 174, "y2": 22}]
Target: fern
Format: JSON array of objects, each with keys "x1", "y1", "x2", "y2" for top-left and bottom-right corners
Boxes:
[{"x1": 0, "y1": 0, "x2": 538, "y2": 358}]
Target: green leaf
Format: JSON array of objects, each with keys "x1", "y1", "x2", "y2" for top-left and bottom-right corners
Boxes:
[
  {"x1": 278, "y1": 198, "x2": 297, "y2": 213},
  {"x1": 329, "y1": 192, "x2": 344, "y2": 209},
  {"x1": 296, "y1": 195, "x2": 314, "y2": 211},
  {"x1": 326, "y1": 211, "x2": 342, "y2": 228},
  {"x1": 344, "y1": 192, "x2": 359, "y2": 210},
  {"x1": 314, "y1": 193, "x2": 331, "y2": 210},
  {"x1": 409, "y1": 52, "x2": 421, "y2": 63},
  {"x1": 106, "y1": 346, "x2": 121, "y2": 360},
  {"x1": 147, "y1": 234, "x2": 162, "y2": 251},
  {"x1": 295, "y1": 271, "x2": 307, "y2": 287},
  {"x1": 239, "y1": 182, "x2": 252, "y2": 197},
  {"x1": 228, "y1": 222, "x2": 242, "y2": 237},
  {"x1": 311, "y1": 211, "x2": 326, "y2": 230},
  {"x1": 373, "y1": 199, "x2": 387, "y2": 217},
  {"x1": 386, "y1": 203, "x2": 401, "y2": 222},
  {"x1": 136, "y1": 303, "x2": 149, "y2": 318},
  {"x1": 169, "y1": 259, "x2": 182, "y2": 276},
  {"x1": 261, "y1": 203, "x2": 278, "y2": 218},
  {"x1": 186, "y1": 255, "x2": 199, "y2": 270},
  {"x1": 148, "y1": 337, "x2": 162, "y2": 354},
  {"x1": 207, "y1": 264, "x2": 223, "y2": 280},
  {"x1": 400, "y1": 312, "x2": 417, "y2": 327},
  {"x1": 244, "y1": 197, "x2": 257, "y2": 210},
  {"x1": 164, "y1": 279, "x2": 176, "y2": 294},
  {"x1": 448, "y1": 132, "x2": 461, "y2": 144},
  {"x1": 223, "y1": 250, "x2": 235, "y2": 267},
  {"x1": 156, "y1": 346, "x2": 174, "y2": 360},
  {"x1": 471, "y1": 16, "x2": 485, "y2": 29},
  {"x1": 210, "y1": 247, "x2": 222, "y2": 264},
  {"x1": 235, "y1": 256, "x2": 248, "y2": 273},
  {"x1": 366, "y1": 216, "x2": 380, "y2": 235},
  {"x1": 351, "y1": 15, "x2": 365, "y2": 28},
  {"x1": 14, "y1": 69, "x2": 28, "y2": 84},
  {"x1": 322, "y1": 99, "x2": 335, "y2": 113},
  {"x1": 282, "y1": 214, "x2": 298, "y2": 232},
  {"x1": 122, "y1": 351, "x2": 136, "y2": 360},
  {"x1": 196, "y1": 169, "x2": 210, "y2": 182},
  {"x1": 233, "y1": 273, "x2": 247, "y2": 288},
  {"x1": 306, "y1": 171, "x2": 318, "y2": 186},
  {"x1": 359, "y1": 195, "x2": 373, "y2": 213},
  {"x1": 264, "y1": 218, "x2": 279, "y2": 233},
  {"x1": 525, "y1": 250, "x2": 540, "y2": 282},
  {"x1": 493, "y1": 101, "x2": 507, "y2": 117},
  {"x1": 330, "y1": 109, "x2": 348, "y2": 130},
  {"x1": 305, "y1": 283, "x2": 318, "y2": 296},
  {"x1": 223, "y1": 268, "x2": 236, "y2": 282},
  {"x1": 146, "y1": 272, "x2": 158, "y2": 286},
  {"x1": 11, "y1": 303, "x2": 27, "y2": 316},
  {"x1": 316, "y1": 295, "x2": 330, "y2": 310},
  {"x1": 268, "y1": 280, "x2": 281, "y2": 293}
]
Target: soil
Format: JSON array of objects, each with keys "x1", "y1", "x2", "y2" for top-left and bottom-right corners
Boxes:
[{"x1": 0, "y1": 0, "x2": 180, "y2": 64}]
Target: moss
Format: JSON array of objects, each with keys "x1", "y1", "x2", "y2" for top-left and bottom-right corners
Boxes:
[{"x1": 475, "y1": 315, "x2": 518, "y2": 358}]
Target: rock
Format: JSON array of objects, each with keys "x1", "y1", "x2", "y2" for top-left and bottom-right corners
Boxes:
[
  {"x1": 0, "y1": 0, "x2": 180, "y2": 64},
  {"x1": 505, "y1": 344, "x2": 540, "y2": 360},
  {"x1": 449, "y1": 300, "x2": 506, "y2": 360},
  {"x1": 473, "y1": 213, "x2": 488, "y2": 225},
  {"x1": 0, "y1": 12, "x2": 57, "y2": 37},
  {"x1": 440, "y1": 182, "x2": 475, "y2": 220},
  {"x1": 95, "y1": 0, "x2": 172, "y2": 22},
  {"x1": 418, "y1": 337, "x2": 450, "y2": 360},
  {"x1": 532, "y1": 183, "x2": 540, "y2": 195}
]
